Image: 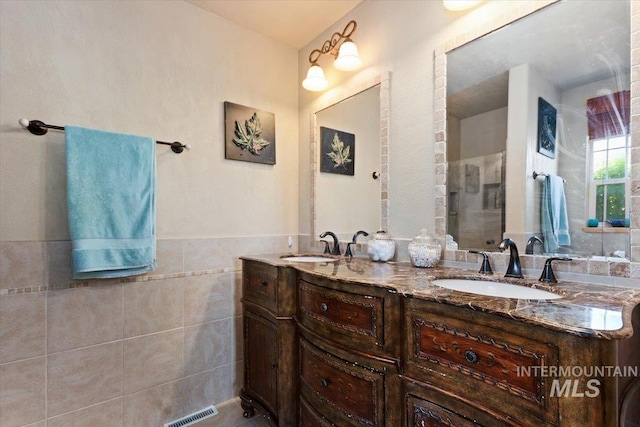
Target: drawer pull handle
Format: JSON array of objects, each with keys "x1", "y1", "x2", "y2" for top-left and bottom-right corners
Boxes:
[
  {"x1": 260, "y1": 281, "x2": 268, "y2": 287},
  {"x1": 464, "y1": 350, "x2": 479, "y2": 364},
  {"x1": 320, "y1": 303, "x2": 328, "y2": 312},
  {"x1": 320, "y1": 378, "x2": 329, "y2": 388},
  {"x1": 271, "y1": 364, "x2": 277, "y2": 370}
]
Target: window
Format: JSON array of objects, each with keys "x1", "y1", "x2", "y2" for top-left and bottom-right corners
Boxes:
[
  {"x1": 587, "y1": 91, "x2": 630, "y2": 223},
  {"x1": 589, "y1": 134, "x2": 630, "y2": 221}
]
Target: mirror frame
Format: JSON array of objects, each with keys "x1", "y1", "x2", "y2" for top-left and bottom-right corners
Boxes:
[
  {"x1": 434, "y1": 1, "x2": 639, "y2": 278},
  {"x1": 309, "y1": 71, "x2": 390, "y2": 248}
]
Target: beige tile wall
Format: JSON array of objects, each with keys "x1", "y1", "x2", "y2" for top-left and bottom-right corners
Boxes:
[{"x1": 0, "y1": 236, "x2": 289, "y2": 427}]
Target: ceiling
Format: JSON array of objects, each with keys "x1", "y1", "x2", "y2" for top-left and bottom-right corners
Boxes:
[
  {"x1": 447, "y1": 1, "x2": 630, "y2": 119},
  {"x1": 185, "y1": 0, "x2": 364, "y2": 50}
]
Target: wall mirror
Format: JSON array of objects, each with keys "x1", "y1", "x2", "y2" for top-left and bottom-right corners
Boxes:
[
  {"x1": 445, "y1": 0, "x2": 631, "y2": 260},
  {"x1": 310, "y1": 73, "x2": 390, "y2": 246}
]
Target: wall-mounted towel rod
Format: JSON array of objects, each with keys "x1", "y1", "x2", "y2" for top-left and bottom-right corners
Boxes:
[
  {"x1": 532, "y1": 171, "x2": 566, "y2": 183},
  {"x1": 19, "y1": 118, "x2": 191, "y2": 154}
]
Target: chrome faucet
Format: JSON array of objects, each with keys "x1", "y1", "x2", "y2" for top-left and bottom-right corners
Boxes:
[
  {"x1": 345, "y1": 230, "x2": 369, "y2": 257},
  {"x1": 498, "y1": 238, "x2": 523, "y2": 279},
  {"x1": 319, "y1": 231, "x2": 341, "y2": 256},
  {"x1": 525, "y1": 236, "x2": 544, "y2": 255}
]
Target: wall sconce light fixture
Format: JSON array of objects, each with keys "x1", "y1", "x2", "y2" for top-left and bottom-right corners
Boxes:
[{"x1": 302, "y1": 20, "x2": 362, "y2": 92}]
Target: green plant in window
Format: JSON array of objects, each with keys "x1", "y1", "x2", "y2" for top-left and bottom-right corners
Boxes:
[
  {"x1": 326, "y1": 132, "x2": 352, "y2": 170},
  {"x1": 596, "y1": 185, "x2": 604, "y2": 221},
  {"x1": 593, "y1": 156, "x2": 626, "y2": 180},
  {"x1": 232, "y1": 113, "x2": 270, "y2": 155},
  {"x1": 606, "y1": 183, "x2": 626, "y2": 219},
  {"x1": 596, "y1": 183, "x2": 626, "y2": 221}
]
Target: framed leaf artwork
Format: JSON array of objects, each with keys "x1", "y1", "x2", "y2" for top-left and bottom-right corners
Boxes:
[
  {"x1": 224, "y1": 101, "x2": 275, "y2": 164},
  {"x1": 320, "y1": 126, "x2": 355, "y2": 176},
  {"x1": 537, "y1": 97, "x2": 556, "y2": 159}
]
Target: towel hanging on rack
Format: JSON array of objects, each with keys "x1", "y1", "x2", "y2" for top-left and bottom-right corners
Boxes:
[
  {"x1": 541, "y1": 174, "x2": 571, "y2": 253},
  {"x1": 66, "y1": 125, "x2": 157, "y2": 279}
]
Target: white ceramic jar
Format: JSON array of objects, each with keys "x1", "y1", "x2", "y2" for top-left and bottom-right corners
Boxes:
[
  {"x1": 408, "y1": 229, "x2": 442, "y2": 268},
  {"x1": 367, "y1": 230, "x2": 396, "y2": 262}
]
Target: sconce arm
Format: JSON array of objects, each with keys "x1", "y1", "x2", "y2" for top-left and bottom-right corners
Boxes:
[{"x1": 308, "y1": 20, "x2": 358, "y2": 64}]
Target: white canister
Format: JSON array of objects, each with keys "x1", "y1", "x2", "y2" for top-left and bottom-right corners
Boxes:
[{"x1": 367, "y1": 230, "x2": 396, "y2": 262}]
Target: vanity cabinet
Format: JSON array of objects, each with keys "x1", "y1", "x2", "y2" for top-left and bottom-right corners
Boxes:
[
  {"x1": 296, "y1": 272, "x2": 403, "y2": 426},
  {"x1": 241, "y1": 258, "x2": 639, "y2": 426},
  {"x1": 240, "y1": 260, "x2": 297, "y2": 426}
]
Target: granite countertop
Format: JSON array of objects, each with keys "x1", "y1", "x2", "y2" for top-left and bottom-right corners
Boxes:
[{"x1": 241, "y1": 254, "x2": 640, "y2": 340}]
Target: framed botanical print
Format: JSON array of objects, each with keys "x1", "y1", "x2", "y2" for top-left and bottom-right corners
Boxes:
[
  {"x1": 537, "y1": 97, "x2": 557, "y2": 159},
  {"x1": 320, "y1": 126, "x2": 355, "y2": 176},
  {"x1": 224, "y1": 101, "x2": 275, "y2": 165}
]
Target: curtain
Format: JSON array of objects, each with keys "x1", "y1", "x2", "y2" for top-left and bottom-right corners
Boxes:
[{"x1": 586, "y1": 90, "x2": 630, "y2": 139}]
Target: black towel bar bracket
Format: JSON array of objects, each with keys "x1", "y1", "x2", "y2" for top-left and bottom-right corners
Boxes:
[
  {"x1": 19, "y1": 118, "x2": 190, "y2": 154},
  {"x1": 532, "y1": 171, "x2": 566, "y2": 183}
]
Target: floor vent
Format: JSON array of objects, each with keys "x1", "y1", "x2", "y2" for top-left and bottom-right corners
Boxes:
[{"x1": 163, "y1": 405, "x2": 219, "y2": 427}]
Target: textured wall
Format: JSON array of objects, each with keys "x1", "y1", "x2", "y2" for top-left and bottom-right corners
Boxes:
[
  {"x1": 0, "y1": 1, "x2": 298, "y2": 426},
  {"x1": 0, "y1": 0, "x2": 299, "y2": 241}
]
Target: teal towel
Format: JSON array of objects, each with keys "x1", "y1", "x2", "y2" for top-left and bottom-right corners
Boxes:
[
  {"x1": 66, "y1": 126, "x2": 156, "y2": 279},
  {"x1": 541, "y1": 174, "x2": 571, "y2": 253}
]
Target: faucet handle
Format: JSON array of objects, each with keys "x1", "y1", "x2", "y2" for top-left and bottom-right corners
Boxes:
[
  {"x1": 469, "y1": 250, "x2": 493, "y2": 275},
  {"x1": 539, "y1": 257, "x2": 571, "y2": 284},
  {"x1": 321, "y1": 240, "x2": 331, "y2": 254}
]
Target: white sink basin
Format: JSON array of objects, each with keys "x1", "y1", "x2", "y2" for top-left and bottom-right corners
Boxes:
[
  {"x1": 432, "y1": 279, "x2": 561, "y2": 300},
  {"x1": 281, "y1": 256, "x2": 337, "y2": 263}
]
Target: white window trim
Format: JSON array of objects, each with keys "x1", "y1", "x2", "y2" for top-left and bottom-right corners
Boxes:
[{"x1": 586, "y1": 135, "x2": 631, "y2": 223}]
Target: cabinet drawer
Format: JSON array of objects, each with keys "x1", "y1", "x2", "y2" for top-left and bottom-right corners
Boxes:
[
  {"x1": 300, "y1": 337, "x2": 385, "y2": 426},
  {"x1": 299, "y1": 278, "x2": 385, "y2": 351},
  {"x1": 243, "y1": 261, "x2": 278, "y2": 312},
  {"x1": 300, "y1": 397, "x2": 333, "y2": 427},
  {"x1": 408, "y1": 394, "x2": 481, "y2": 427},
  {"x1": 414, "y1": 317, "x2": 542, "y2": 399},
  {"x1": 404, "y1": 299, "x2": 559, "y2": 425}
]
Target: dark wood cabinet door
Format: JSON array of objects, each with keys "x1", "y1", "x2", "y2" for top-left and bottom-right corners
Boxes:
[{"x1": 244, "y1": 308, "x2": 279, "y2": 419}]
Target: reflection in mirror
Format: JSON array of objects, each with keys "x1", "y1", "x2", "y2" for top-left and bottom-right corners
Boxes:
[
  {"x1": 316, "y1": 85, "x2": 381, "y2": 241},
  {"x1": 310, "y1": 73, "x2": 390, "y2": 247},
  {"x1": 445, "y1": 0, "x2": 631, "y2": 260}
]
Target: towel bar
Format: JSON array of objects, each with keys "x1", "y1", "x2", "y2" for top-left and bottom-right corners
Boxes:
[
  {"x1": 532, "y1": 171, "x2": 566, "y2": 183},
  {"x1": 19, "y1": 118, "x2": 190, "y2": 154}
]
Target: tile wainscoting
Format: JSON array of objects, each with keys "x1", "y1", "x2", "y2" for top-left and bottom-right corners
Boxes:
[{"x1": 0, "y1": 236, "x2": 294, "y2": 427}]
